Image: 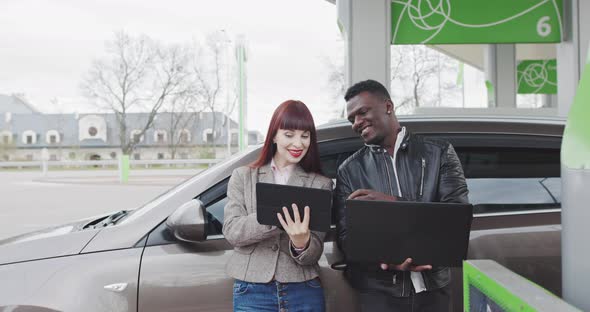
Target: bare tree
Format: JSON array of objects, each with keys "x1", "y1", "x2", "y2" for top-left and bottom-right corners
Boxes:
[
  {"x1": 323, "y1": 55, "x2": 347, "y2": 119},
  {"x1": 391, "y1": 46, "x2": 437, "y2": 110},
  {"x1": 80, "y1": 31, "x2": 192, "y2": 155},
  {"x1": 192, "y1": 32, "x2": 229, "y2": 150},
  {"x1": 324, "y1": 45, "x2": 462, "y2": 115},
  {"x1": 0, "y1": 139, "x2": 15, "y2": 161},
  {"x1": 391, "y1": 45, "x2": 461, "y2": 112},
  {"x1": 164, "y1": 92, "x2": 201, "y2": 159}
]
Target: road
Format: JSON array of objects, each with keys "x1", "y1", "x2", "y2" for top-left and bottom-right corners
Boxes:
[{"x1": 0, "y1": 169, "x2": 198, "y2": 240}]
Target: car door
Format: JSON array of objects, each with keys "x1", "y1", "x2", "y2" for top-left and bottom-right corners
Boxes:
[
  {"x1": 136, "y1": 178, "x2": 234, "y2": 312},
  {"x1": 136, "y1": 140, "x2": 362, "y2": 312},
  {"x1": 440, "y1": 133, "x2": 562, "y2": 311}
]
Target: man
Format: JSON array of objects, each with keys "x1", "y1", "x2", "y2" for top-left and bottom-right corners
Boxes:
[{"x1": 334, "y1": 79, "x2": 469, "y2": 311}]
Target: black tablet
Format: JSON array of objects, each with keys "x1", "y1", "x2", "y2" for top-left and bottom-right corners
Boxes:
[
  {"x1": 256, "y1": 182, "x2": 332, "y2": 232},
  {"x1": 345, "y1": 200, "x2": 473, "y2": 267}
]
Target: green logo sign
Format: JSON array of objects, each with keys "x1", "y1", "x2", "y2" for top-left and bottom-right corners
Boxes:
[
  {"x1": 391, "y1": 0, "x2": 563, "y2": 44},
  {"x1": 517, "y1": 60, "x2": 557, "y2": 94}
]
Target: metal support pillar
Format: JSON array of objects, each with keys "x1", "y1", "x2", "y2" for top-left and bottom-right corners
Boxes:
[
  {"x1": 337, "y1": 0, "x2": 391, "y2": 91},
  {"x1": 484, "y1": 44, "x2": 516, "y2": 108}
]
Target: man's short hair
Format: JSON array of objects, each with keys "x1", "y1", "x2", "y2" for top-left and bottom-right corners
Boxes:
[{"x1": 344, "y1": 79, "x2": 391, "y2": 102}]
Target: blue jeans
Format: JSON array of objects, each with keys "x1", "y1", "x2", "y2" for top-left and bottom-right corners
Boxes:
[{"x1": 233, "y1": 278, "x2": 325, "y2": 312}]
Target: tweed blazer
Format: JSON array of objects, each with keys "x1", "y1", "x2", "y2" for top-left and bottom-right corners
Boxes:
[{"x1": 223, "y1": 163, "x2": 333, "y2": 283}]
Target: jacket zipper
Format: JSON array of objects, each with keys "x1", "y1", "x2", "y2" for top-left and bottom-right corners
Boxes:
[
  {"x1": 402, "y1": 271, "x2": 406, "y2": 296},
  {"x1": 382, "y1": 149, "x2": 409, "y2": 296},
  {"x1": 419, "y1": 158, "x2": 425, "y2": 198},
  {"x1": 384, "y1": 150, "x2": 408, "y2": 296},
  {"x1": 383, "y1": 152, "x2": 394, "y2": 196}
]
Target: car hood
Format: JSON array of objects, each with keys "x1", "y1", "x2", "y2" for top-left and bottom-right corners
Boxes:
[{"x1": 0, "y1": 220, "x2": 101, "y2": 265}]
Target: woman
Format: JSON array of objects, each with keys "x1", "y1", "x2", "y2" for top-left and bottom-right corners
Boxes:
[{"x1": 223, "y1": 100, "x2": 332, "y2": 312}]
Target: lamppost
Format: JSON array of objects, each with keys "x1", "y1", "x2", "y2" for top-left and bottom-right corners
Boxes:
[{"x1": 222, "y1": 31, "x2": 234, "y2": 158}]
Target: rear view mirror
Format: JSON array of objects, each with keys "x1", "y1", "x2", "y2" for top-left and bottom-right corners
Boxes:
[{"x1": 166, "y1": 199, "x2": 208, "y2": 243}]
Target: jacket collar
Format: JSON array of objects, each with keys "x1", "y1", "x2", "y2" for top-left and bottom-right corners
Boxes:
[{"x1": 366, "y1": 126, "x2": 410, "y2": 153}]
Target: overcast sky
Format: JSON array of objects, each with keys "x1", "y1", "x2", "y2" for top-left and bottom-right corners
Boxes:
[{"x1": 0, "y1": 0, "x2": 344, "y2": 133}]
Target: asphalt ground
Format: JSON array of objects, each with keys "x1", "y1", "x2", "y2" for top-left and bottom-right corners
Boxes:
[{"x1": 0, "y1": 169, "x2": 199, "y2": 240}]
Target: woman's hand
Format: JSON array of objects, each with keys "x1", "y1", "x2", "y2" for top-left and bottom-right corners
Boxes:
[{"x1": 277, "y1": 203, "x2": 311, "y2": 249}]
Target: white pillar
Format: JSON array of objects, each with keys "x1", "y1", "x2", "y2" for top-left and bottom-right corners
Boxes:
[
  {"x1": 561, "y1": 2, "x2": 590, "y2": 310},
  {"x1": 557, "y1": 0, "x2": 590, "y2": 117},
  {"x1": 337, "y1": 0, "x2": 391, "y2": 91},
  {"x1": 484, "y1": 44, "x2": 516, "y2": 108}
]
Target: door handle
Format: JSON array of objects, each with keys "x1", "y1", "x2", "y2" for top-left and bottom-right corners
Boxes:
[{"x1": 104, "y1": 283, "x2": 128, "y2": 292}]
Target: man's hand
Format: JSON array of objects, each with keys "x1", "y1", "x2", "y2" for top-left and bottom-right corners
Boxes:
[
  {"x1": 380, "y1": 258, "x2": 432, "y2": 272},
  {"x1": 348, "y1": 189, "x2": 397, "y2": 201},
  {"x1": 277, "y1": 203, "x2": 311, "y2": 249}
]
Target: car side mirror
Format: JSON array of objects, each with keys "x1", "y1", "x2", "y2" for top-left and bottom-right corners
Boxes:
[{"x1": 166, "y1": 199, "x2": 208, "y2": 243}]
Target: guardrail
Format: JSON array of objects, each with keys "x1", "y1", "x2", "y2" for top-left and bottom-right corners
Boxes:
[
  {"x1": 464, "y1": 260, "x2": 580, "y2": 312},
  {"x1": 0, "y1": 159, "x2": 222, "y2": 170}
]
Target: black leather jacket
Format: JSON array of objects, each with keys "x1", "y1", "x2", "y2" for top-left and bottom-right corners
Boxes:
[{"x1": 334, "y1": 130, "x2": 469, "y2": 297}]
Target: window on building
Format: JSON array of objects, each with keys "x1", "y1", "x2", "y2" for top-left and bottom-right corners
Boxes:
[
  {"x1": 179, "y1": 152, "x2": 188, "y2": 159},
  {"x1": 46, "y1": 130, "x2": 60, "y2": 144},
  {"x1": 180, "y1": 131, "x2": 190, "y2": 144},
  {"x1": 157, "y1": 133, "x2": 165, "y2": 143},
  {"x1": 157, "y1": 153, "x2": 165, "y2": 160},
  {"x1": 22, "y1": 131, "x2": 36, "y2": 145},
  {"x1": 69, "y1": 152, "x2": 76, "y2": 159},
  {"x1": 133, "y1": 153, "x2": 141, "y2": 160},
  {"x1": 88, "y1": 127, "x2": 98, "y2": 137},
  {"x1": 50, "y1": 154, "x2": 57, "y2": 161},
  {"x1": 110, "y1": 152, "x2": 117, "y2": 159},
  {"x1": 2, "y1": 155, "x2": 9, "y2": 161},
  {"x1": 133, "y1": 133, "x2": 141, "y2": 143},
  {"x1": 26, "y1": 154, "x2": 33, "y2": 161},
  {"x1": 231, "y1": 133, "x2": 238, "y2": 145},
  {"x1": 202, "y1": 128, "x2": 214, "y2": 143},
  {"x1": 2, "y1": 135, "x2": 9, "y2": 145}
]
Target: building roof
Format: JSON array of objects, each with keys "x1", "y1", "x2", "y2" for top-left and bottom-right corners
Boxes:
[
  {"x1": 0, "y1": 111, "x2": 242, "y2": 148},
  {"x1": 0, "y1": 94, "x2": 39, "y2": 114}
]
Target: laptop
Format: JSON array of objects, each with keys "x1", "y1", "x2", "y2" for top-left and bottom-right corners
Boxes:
[
  {"x1": 345, "y1": 200, "x2": 473, "y2": 267},
  {"x1": 256, "y1": 182, "x2": 332, "y2": 232}
]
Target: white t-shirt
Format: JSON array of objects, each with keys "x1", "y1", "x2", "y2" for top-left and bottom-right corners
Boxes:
[{"x1": 389, "y1": 127, "x2": 427, "y2": 293}]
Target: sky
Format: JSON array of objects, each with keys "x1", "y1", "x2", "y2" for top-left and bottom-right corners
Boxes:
[{"x1": 0, "y1": 0, "x2": 344, "y2": 133}]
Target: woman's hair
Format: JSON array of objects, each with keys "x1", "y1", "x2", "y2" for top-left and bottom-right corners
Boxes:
[{"x1": 250, "y1": 100, "x2": 322, "y2": 174}]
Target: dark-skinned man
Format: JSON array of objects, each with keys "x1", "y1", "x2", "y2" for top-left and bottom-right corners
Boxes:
[{"x1": 334, "y1": 79, "x2": 469, "y2": 312}]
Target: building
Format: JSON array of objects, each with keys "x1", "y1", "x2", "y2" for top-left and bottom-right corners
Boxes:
[
  {"x1": 0, "y1": 95, "x2": 262, "y2": 161},
  {"x1": 0, "y1": 94, "x2": 39, "y2": 115}
]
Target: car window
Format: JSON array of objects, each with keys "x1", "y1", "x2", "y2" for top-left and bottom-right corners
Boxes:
[
  {"x1": 204, "y1": 197, "x2": 227, "y2": 237},
  {"x1": 467, "y1": 177, "x2": 561, "y2": 214},
  {"x1": 199, "y1": 179, "x2": 229, "y2": 237},
  {"x1": 453, "y1": 144, "x2": 561, "y2": 215},
  {"x1": 319, "y1": 138, "x2": 362, "y2": 179}
]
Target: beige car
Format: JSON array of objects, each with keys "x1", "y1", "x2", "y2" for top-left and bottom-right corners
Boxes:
[{"x1": 0, "y1": 116, "x2": 564, "y2": 312}]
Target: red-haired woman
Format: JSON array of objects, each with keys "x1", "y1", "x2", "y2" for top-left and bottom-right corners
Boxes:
[{"x1": 223, "y1": 100, "x2": 332, "y2": 312}]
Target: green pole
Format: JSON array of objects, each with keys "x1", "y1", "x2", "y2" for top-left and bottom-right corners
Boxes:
[
  {"x1": 562, "y1": 51, "x2": 590, "y2": 169},
  {"x1": 485, "y1": 80, "x2": 495, "y2": 107},
  {"x1": 119, "y1": 154, "x2": 129, "y2": 183}
]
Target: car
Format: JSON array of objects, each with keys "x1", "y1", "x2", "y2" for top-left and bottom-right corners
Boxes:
[{"x1": 0, "y1": 115, "x2": 564, "y2": 312}]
